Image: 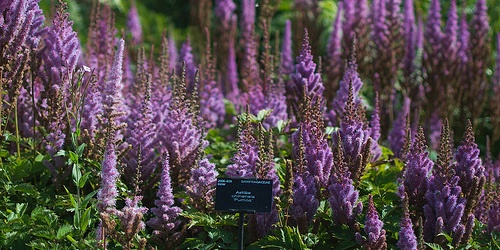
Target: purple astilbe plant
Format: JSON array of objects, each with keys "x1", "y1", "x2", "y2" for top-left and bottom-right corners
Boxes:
[
  {"x1": 292, "y1": 120, "x2": 333, "y2": 192},
  {"x1": 423, "y1": 174, "x2": 467, "y2": 245},
  {"x1": 262, "y1": 82, "x2": 288, "y2": 130},
  {"x1": 461, "y1": 0, "x2": 490, "y2": 123},
  {"x1": 356, "y1": 195, "x2": 387, "y2": 249},
  {"x1": 123, "y1": 76, "x2": 159, "y2": 188},
  {"x1": 388, "y1": 97, "x2": 411, "y2": 159},
  {"x1": 402, "y1": 0, "x2": 419, "y2": 89},
  {"x1": 199, "y1": 30, "x2": 226, "y2": 129},
  {"x1": 398, "y1": 127, "x2": 433, "y2": 222},
  {"x1": 160, "y1": 67, "x2": 207, "y2": 189},
  {"x1": 97, "y1": 141, "x2": 120, "y2": 213},
  {"x1": 487, "y1": 194, "x2": 500, "y2": 234},
  {"x1": 114, "y1": 196, "x2": 149, "y2": 247},
  {"x1": 0, "y1": 0, "x2": 45, "y2": 116},
  {"x1": 324, "y1": 2, "x2": 343, "y2": 104},
  {"x1": 126, "y1": 2, "x2": 142, "y2": 46},
  {"x1": 289, "y1": 172, "x2": 318, "y2": 233},
  {"x1": 369, "y1": 94, "x2": 382, "y2": 161},
  {"x1": 281, "y1": 20, "x2": 294, "y2": 76},
  {"x1": 148, "y1": 153, "x2": 183, "y2": 238},
  {"x1": 328, "y1": 50, "x2": 363, "y2": 125},
  {"x1": 226, "y1": 113, "x2": 259, "y2": 178},
  {"x1": 288, "y1": 29, "x2": 324, "y2": 117},
  {"x1": 178, "y1": 39, "x2": 197, "y2": 92},
  {"x1": 168, "y1": 32, "x2": 178, "y2": 72},
  {"x1": 397, "y1": 201, "x2": 418, "y2": 250},
  {"x1": 328, "y1": 139, "x2": 362, "y2": 228},
  {"x1": 100, "y1": 39, "x2": 127, "y2": 142},
  {"x1": 240, "y1": 0, "x2": 260, "y2": 92},
  {"x1": 333, "y1": 82, "x2": 372, "y2": 183},
  {"x1": 215, "y1": 0, "x2": 236, "y2": 24},
  {"x1": 37, "y1": 3, "x2": 81, "y2": 183},
  {"x1": 454, "y1": 120, "x2": 485, "y2": 217},
  {"x1": 248, "y1": 128, "x2": 282, "y2": 240},
  {"x1": 186, "y1": 157, "x2": 218, "y2": 212},
  {"x1": 289, "y1": 122, "x2": 319, "y2": 232},
  {"x1": 427, "y1": 112, "x2": 442, "y2": 151}
]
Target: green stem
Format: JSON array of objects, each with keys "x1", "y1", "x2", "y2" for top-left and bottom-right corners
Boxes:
[{"x1": 14, "y1": 102, "x2": 20, "y2": 157}]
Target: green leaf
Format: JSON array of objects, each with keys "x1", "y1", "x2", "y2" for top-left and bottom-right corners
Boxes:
[
  {"x1": 256, "y1": 109, "x2": 273, "y2": 121},
  {"x1": 80, "y1": 207, "x2": 92, "y2": 232},
  {"x1": 72, "y1": 164, "x2": 82, "y2": 185},
  {"x1": 78, "y1": 172, "x2": 91, "y2": 189},
  {"x1": 55, "y1": 150, "x2": 67, "y2": 157},
  {"x1": 81, "y1": 190, "x2": 98, "y2": 208},
  {"x1": 76, "y1": 143, "x2": 86, "y2": 157},
  {"x1": 56, "y1": 224, "x2": 73, "y2": 240},
  {"x1": 64, "y1": 187, "x2": 78, "y2": 210},
  {"x1": 425, "y1": 243, "x2": 445, "y2": 250},
  {"x1": 10, "y1": 183, "x2": 38, "y2": 196}
]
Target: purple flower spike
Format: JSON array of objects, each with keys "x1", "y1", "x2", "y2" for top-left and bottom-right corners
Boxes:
[
  {"x1": 97, "y1": 142, "x2": 119, "y2": 213},
  {"x1": 328, "y1": 169, "x2": 362, "y2": 228},
  {"x1": 215, "y1": 0, "x2": 236, "y2": 24},
  {"x1": 389, "y1": 97, "x2": 411, "y2": 158},
  {"x1": 178, "y1": 39, "x2": 197, "y2": 91},
  {"x1": 226, "y1": 115, "x2": 259, "y2": 178},
  {"x1": 186, "y1": 158, "x2": 218, "y2": 212},
  {"x1": 397, "y1": 210, "x2": 417, "y2": 250},
  {"x1": 289, "y1": 29, "x2": 324, "y2": 115},
  {"x1": 454, "y1": 120, "x2": 485, "y2": 216},
  {"x1": 281, "y1": 20, "x2": 294, "y2": 76},
  {"x1": 289, "y1": 172, "x2": 318, "y2": 232},
  {"x1": 148, "y1": 154, "x2": 182, "y2": 236},
  {"x1": 402, "y1": 0, "x2": 417, "y2": 77},
  {"x1": 356, "y1": 195, "x2": 387, "y2": 249},
  {"x1": 425, "y1": 0, "x2": 443, "y2": 50},
  {"x1": 126, "y1": 3, "x2": 142, "y2": 46},
  {"x1": 369, "y1": 94, "x2": 382, "y2": 161},
  {"x1": 400, "y1": 127, "x2": 433, "y2": 217},
  {"x1": 328, "y1": 52, "x2": 363, "y2": 125}
]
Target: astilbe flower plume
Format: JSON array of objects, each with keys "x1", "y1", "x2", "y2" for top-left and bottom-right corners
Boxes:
[
  {"x1": 369, "y1": 94, "x2": 382, "y2": 161},
  {"x1": 333, "y1": 82, "x2": 372, "y2": 183},
  {"x1": 288, "y1": 29, "x2": 324, "y2": 117},
  {"x1": 281, "y1": 20, "x2": 294, "y2": 76},
  {"x1": 37, "y1": 3, "x2": 81, "y2": 181},
  {"x1": 97, "y1": 141, "x2": 120, "y2": 213},
  {"x1": 398, "y1": 127, "x2": 432, "y2": 221},
  {"x1": 324, "y1": 2, "x2": 343, "y2": 103},
  {"x1": 328, "y1": 49, "x2": 363, "y2": 125},
  {"x1": 328, "y1": 137, "x2": 362, "y2": 228},
  {"x1": 402, "y1": 0, "x2": 417, "y2": 81},
  {"x1": 240, "y1": 0, "x2": 260, "y2": 92},
  {"x1": 342, "y1": 0, "x2": 370, "y2": 73},
  {"x1": 123, "y1": 76, "x2": 159, "y2": 188},
  {"x1": 199, "y1": 30, "x2": 226, "y2": 128},
  {"x1": 248, "y1": 127, "x2": 282, "y2": 240},
  {"x1": 388, "y1": 97, "x2": 411, "y2": 159},
  {"x1": 397, "y1": 200, "x2": 417, "y2": 250},
  {"x1": 0, "y1": 0, "x2": 45, "y2": 117},
  {"x1": 114, "y1": 196, "x2": 149, "y2": 249},
  {"x1": 355, "y1": 195, "x2": 387, "y2": 250},
  {"x1": 226, "y1": 113, "x2": 259, "y2": 178},
  {"x1": 454, "y1": 120, "x2": 485, "y2": 218},
  {"x1": 160, "y1": 65, "x2": 207, "y2": 189},
  {"x1": 178, "y1": 39, "x2": 197, "y2": 92},
  {"x1": 148, "y1": 153, "x2": 183, "y2": 239},
  {"x1": 126, "y1": 2, "x2": 142, "y2": 46},
  {"x1": 461, "y1": 0, "x2": 490, "y2": 123},
  {"x1": 289, "y1": 125, "x2": 319, "y2": 233},
  {"x1": 491, "y1": 34, "x2": 500, "y2": 141},
  {"x1": 186, "y1": 157, "x2": 218, "y2": 212}
]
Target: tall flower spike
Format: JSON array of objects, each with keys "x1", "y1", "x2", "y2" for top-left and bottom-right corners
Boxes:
[
  {"x1": 288, "y1": 29, "x2": 324, "y2": 117},
  {"x1": 324, "y1": 2, "x2": 343, "y2": 103},
  {"x1": 435, "y1": 119, "x2": 454, "y2": 182},
  {"x1": 356, "y1": 195, "x2": 387, "y2": 249},
  {"x1": 399, "y1": 127, "x2": 433, "y2": 220},
  {"x1": 490, "y1": 34, "x2": 500, "y2": 141},
  {"x1": 147, "y1": 153, "x2": 183, "y2": 237},
  {"x1": 186, "y1": 157, "x2": 218, "y2": 212},
  {"x1": 454, "y1": 120, "x2": 485, "y2": 217},
  {"x1": 178, "y1": 39, "x2": 197, "y2": 92},
  {"x1": 97, "y1": 141, "x2": 119, "y2": 212},
  {"x1": 328, "y1": 48, "x2": 364, "y2": 125},
  {"x1": 328, "y1": 137, "x2": 362, "y2": 228},
  {"x1": 126, "y1": 2, "x2": 142, "y2": 46},
  {"x1": 240, "y1": 0, "x2": 260, "y2": 91},
  {"x1": 281, "y1": 20, "x2": 294, "y2": 76},
  {"x1": 388, "y1": 97, "x2": 411, "y2": 159},
  {"x1": 402, "y1": 0, "x2": 417, "y2": 78},
  {"x1": 369, "y1": 93, "x2": 382, "y2": 161},
  {"x1": 398, "y1": 198, "x2": 418, "y2": 250},
  {"x1": 226, "y1": 113, "x2": 259, "y2": 178}
]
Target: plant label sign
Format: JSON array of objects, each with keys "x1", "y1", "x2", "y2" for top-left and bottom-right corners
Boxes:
[{"x1": 215, "y1": 178, "x2": 273, "y2": 213}]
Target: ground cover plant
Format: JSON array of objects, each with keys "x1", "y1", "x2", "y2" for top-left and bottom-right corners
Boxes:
[{"x1": 1, "y1": 0, "x2": 500, "y2": 249}]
